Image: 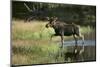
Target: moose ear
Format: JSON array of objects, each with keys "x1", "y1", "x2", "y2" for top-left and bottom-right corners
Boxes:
[{"x1": 46, "y1": 17, "x2": 50, "y2": 20}]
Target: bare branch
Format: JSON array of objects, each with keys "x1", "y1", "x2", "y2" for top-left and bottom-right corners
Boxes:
[{"x1": 24, "y1": 3, "x2": 32, "y2": 12}]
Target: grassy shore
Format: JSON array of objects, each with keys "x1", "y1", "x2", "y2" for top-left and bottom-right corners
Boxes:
[{"x1": 12, "y1": 20, "x2": 95, "y2": 65}]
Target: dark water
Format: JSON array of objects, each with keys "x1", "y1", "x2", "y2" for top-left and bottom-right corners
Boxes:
[
  {"x1": 61, "y1": 40, "x2": 96, "y2": 46},
  {"x1": 60, "y1": 40, "x2": 96, "y2": 62}
]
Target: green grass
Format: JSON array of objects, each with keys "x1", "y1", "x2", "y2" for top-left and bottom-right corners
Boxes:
[
  {"x1": 12, "y1": 40, "x2": 60, "y2": 65},
  {"x1": 12, "y1": 20, "x2": 55, "y2": 40},
  {"x1": 12, "y1": 20, "x2": 95, "y2": 65},
  {"x1": 80, "y1": 26, "x2": 95, "y2": 34},
  {"x1": 12, "y1": 20, "x2": 61, "y2": 65}
]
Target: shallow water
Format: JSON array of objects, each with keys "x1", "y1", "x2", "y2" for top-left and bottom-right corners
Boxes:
[{"x1": 59, "y1": 40, "x2": 96, "y2": 46}]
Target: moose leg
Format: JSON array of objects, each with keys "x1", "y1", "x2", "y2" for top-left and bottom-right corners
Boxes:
[
  {"x1": 76, "y1": 33, "x2": 84, "y2": 45},
  {"x1": 73, "y1": 35, "x2": 78, "y2": 47},
  {"x1": 60, "y1": 35, "x2": 64, "y2": 57},
  {"x1": 79, "y1": 34, "x2": 84, "y2": 45},
  {"x1": 61, "y1": 35, "x2": 64, "y2": 49}
]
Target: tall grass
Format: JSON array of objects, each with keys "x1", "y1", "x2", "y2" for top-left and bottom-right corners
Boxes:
[
  {"x1": 80, "y1": 26, "x2": 95, "y2": 34},
  {"x1": 12, "y1": 20, "x2": 55, "y2": 40},
  {"x1": 12, "y1": 40, "x2": 60, "y2": 65},
  {"x1": 12, "y1": 20, "x2": 95, "y2": 65},
  {"x1": 12, "y1": 20, "x2": 60, "y2": 65}
]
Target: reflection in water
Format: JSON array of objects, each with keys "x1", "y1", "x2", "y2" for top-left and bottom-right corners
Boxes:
[{"x1": 59, "y1": 40, "x2": 95, "y2": 46}]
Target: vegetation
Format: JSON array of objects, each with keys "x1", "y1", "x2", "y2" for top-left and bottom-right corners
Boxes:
[
  {"x1": 12, "y1": 1, "x2": 96, "y2": 65},
  {"x1": 12, "y1": 20, "x2": 60, "y2": 65},
  {"x1": 12, "y1": 40, "x2": 60, "y2": 65},
  {"x1": 12, "y1": 20, "x2": 95, "y2": 65},
  {"x1": 12, "y1": 1, "x2": 96, "y2": 27}
]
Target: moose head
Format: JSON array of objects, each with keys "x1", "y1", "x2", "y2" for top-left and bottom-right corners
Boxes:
[{"x1": 45, "y1": 17, "x2": 58, "y2": 28}]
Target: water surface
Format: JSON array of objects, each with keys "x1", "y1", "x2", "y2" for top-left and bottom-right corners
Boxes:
[{"x1": 59, "y1": 40, "x2": 96, "y2": 46}]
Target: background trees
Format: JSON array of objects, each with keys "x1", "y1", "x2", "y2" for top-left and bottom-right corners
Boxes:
[{"x1": 12, "y1": 1, "x2": 96, "y2": 27}]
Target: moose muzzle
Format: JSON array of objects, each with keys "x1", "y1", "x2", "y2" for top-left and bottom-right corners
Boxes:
[{"x1": 45, "y1": 23, "x2": 52, "y2": 28}]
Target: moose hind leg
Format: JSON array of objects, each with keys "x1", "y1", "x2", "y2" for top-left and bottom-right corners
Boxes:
[
  {"x1": 76, "y1": 32, "x2": 84, "y2": 46},
  {"x1": 73, "y1": 35, "x2": 78, "y2": 47},
  {"x1": 79, "y1": 34, "x2": 84, "y2": 45}
]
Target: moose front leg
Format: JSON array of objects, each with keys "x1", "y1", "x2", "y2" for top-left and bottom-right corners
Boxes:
[
  {"x1": 61, "y1": 35, "x2": 64, "y2": 49},
  {"x1": 60, "y1": 35, "x2": 64, "y2": 57}
]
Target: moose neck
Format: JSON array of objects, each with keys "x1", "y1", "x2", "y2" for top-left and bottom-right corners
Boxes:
[
  {"x1": 52, "y1": 24, "x2": 59, "y2": 30},
  {"x1": 51, "y1": 22, "x2": 62, "y2": 34}
]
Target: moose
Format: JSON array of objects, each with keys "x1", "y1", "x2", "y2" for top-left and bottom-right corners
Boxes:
[{"x1": 45, "y1": 17, "x2": 84, "y2": 49}]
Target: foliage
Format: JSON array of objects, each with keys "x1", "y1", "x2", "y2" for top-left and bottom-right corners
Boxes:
[{"x1": 12, "y1": 1, "x2": 96, "y2": 27}]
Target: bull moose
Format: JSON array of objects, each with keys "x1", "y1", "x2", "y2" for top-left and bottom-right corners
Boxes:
[{"x1": 45, "y1": 17, "x2": 84, "y2": 49}]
